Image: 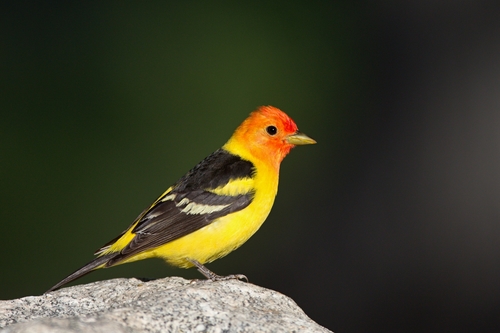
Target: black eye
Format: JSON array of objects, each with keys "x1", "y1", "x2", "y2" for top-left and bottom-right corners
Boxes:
[{"x1": 266, "y1": 125, "x2": 277, "y2": 136}]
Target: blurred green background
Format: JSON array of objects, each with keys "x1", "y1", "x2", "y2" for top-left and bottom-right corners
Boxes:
[{"x1": 2, "y1": 1, "x2": 500, "y2": 332}]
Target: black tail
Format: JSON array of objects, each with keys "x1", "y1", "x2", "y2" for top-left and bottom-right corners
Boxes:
[{"x1": 45, "y1": 253, "x2": 116, "y2": 293}]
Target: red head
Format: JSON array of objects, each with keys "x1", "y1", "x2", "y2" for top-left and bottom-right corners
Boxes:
[{"x1": 225, "y1": 106, "x2": 316, "y2": 170}]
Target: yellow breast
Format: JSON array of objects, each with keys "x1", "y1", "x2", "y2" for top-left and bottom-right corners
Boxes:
[{"x1": 118, "y1": 159, "x2": 279, "y2": 268}]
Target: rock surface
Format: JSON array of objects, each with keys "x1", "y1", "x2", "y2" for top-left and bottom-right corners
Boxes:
[{"x1": 0, "y1": 277, "x2": 331, "y2": 333}]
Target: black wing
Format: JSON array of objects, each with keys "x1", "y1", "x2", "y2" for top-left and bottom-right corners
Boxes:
[{"x1": 105, "y1": 149, "x2": 256, "y2": 266}]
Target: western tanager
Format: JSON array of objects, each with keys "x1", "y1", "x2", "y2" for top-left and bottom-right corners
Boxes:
[{"x1": 47, "y1": 106, "x2": 315, "y2": 292}]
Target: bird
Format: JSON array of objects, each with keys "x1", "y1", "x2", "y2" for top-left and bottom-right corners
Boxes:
[{"x1": 46, "y1": 105, "x2": 316, "y2": 293}]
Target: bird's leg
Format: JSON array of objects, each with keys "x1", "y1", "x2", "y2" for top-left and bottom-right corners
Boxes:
[{"x1": 187, "y1": 259, "x2": 248, "y2": 282}]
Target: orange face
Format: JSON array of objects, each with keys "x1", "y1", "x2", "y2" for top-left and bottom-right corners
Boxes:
[{"x1": 232, "y1": 106, "x2": 316, "y2": 169}]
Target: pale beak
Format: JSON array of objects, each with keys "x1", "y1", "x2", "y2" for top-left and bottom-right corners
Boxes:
[{"x1": 286, "y1": 132, "x2": 317, "y2": 145}]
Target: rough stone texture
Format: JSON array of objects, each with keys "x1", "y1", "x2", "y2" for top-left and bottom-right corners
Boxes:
[{"x1": 0, "y1": 277, "x2": 331, "y2": 333}]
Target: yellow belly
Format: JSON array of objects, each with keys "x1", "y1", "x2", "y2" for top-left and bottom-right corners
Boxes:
[{"x1": 118, "y1": 163, "x2": 279, "y2": 268}]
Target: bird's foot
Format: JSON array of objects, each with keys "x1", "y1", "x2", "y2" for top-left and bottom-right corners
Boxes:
[{"x1": 187, "y1": 259, "x2": 248, "y2": 282}]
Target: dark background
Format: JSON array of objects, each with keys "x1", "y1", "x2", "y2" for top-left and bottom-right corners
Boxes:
[{"x1": 2, "y1": 2, "x2": 500, "y2": 332}]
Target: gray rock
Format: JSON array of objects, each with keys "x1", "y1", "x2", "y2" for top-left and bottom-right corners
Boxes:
[
  {"x1": 1, "y1": 317, "x2": 132, "y2": 333},
  {"x1": 0, "y1": 277, "x2": 331, "y2": 333}
]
